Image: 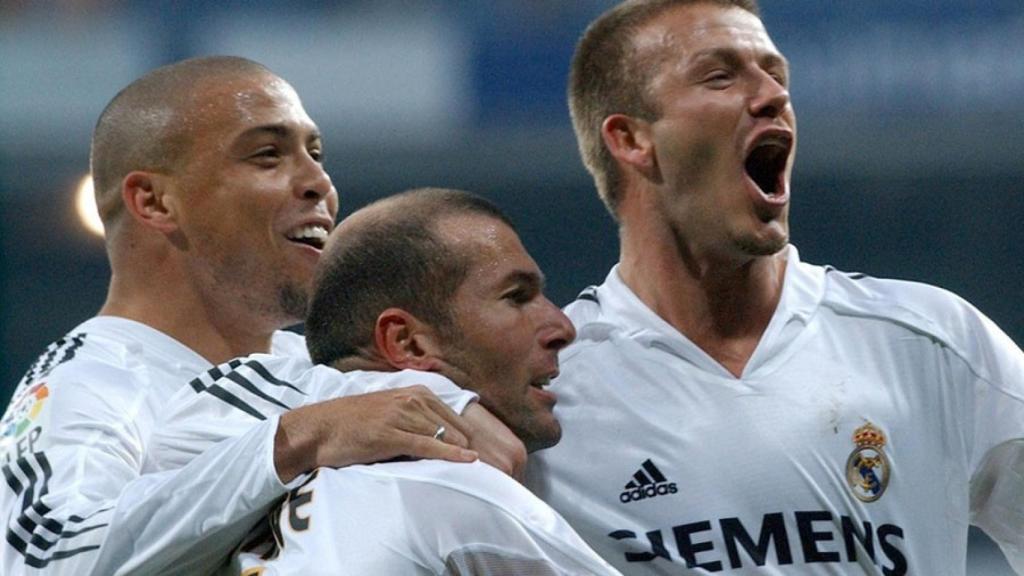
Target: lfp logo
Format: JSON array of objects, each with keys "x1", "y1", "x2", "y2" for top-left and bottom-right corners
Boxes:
[{"x1": 2, "y1": 382, "x2": 50, "y2": 438}]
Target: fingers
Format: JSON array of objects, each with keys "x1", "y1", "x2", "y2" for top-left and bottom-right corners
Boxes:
[
  {"x1": 275, "y1": 384, "x2": 484, "y2": 480},
  {"x1": 459, "y1": 403, "x2": 527, "y2": 481},
  {"x1": 399, "y1": 430, "x2": 478, "y2": 464},
  {"x1": 416, "y1": 391, "x2": 472, "y2": 449},
  {"x1": 394, "y1": 386, "x2": 471, "y2": 449}
]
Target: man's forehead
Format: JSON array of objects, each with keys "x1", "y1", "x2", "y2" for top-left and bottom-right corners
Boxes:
[
  {"x1": 436, "y1": 213, "x2": 512, "y2": 252},
  {"x1": 183, "y1": 74, "x2": 315, "y2": 142},
  {"x1": 186, "y1": 73, "x2": 298, "y2": 117},
  {"x1": 635, "y1": 4, "x2": 777, "y2": 61},
  {"x1": 434, "y1": 213, "x2": 531, "y2": 265}
]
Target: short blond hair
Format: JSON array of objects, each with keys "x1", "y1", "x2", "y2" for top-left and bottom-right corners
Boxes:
[{"x1": 569, "y1": 0, "x2": 759, "y2": 218}]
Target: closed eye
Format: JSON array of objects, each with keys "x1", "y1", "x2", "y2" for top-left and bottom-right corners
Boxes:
[
  {"x1": 702, "y1": 70, "x2": 733, "y2": 87},
  {"x1": 251, "y1": 147, "x2": 281, "y2": 161},
  {"x1": 503, "y1": 288, "x2": 533, "y2": 305}
]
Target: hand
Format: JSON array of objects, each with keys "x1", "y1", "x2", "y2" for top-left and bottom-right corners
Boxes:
[
  {"x1": 274, "y1": 385, "x2": 478, "y2": 483},
  {"x1": 461, "y1": 403, "x2": 527, "y2": 482}
]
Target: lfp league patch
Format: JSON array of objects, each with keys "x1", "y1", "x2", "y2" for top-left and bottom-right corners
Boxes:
[
  {"x1": 845, "y1": 422, "x2": 890, "y2": 503},
  {"x1": 1, "y1": 382, "x2": 50, "y2": 438}
]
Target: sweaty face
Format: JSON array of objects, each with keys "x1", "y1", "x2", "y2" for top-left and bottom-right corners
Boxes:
[
  {"x1": 168, "y1": 74, "x2": 338, "y2": 328},
  {"x1": 640, "y1": 4, "x2": 796, "y2": 262},
  {"x1": 433, "y1": 214, "x2": 576, "y2": 453}
]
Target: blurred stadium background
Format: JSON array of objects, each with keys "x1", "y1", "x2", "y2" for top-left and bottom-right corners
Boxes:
[{"x1": 1, "y1": 1, "x2": 1021, "y2": 572}]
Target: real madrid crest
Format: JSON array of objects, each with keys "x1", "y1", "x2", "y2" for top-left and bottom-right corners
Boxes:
[{"x1": 845, "y1": 422, "x2": 890, "y2": 502}]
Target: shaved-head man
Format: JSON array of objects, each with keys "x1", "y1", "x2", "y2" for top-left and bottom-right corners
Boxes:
[{"x1": 0, "y1": 57, "x2": 517, "y2": 576}]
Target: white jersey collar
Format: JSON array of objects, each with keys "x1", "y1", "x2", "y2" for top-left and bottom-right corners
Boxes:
[{"x1": 595, "y1": 245, "x2": 827, "y2": 378}]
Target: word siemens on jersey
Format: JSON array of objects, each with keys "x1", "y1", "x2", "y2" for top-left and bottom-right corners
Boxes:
[{"x1": 609, "y1": 510, "x2": 907, "y2": 575}]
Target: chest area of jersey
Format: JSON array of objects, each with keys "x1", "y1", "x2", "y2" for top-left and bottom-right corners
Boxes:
[{"x1": 549, "y1": 327, "x2": 963, "y2": 574}]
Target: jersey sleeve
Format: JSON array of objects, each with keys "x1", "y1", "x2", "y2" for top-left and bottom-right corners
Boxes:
[
  {"x1": 147, "y1": 357, "x2": 478, "y2": 472},
  {"x1": 235, "y1": 461, "x2": 622, "y2": 576},
  {"x1": 0, "y1": 365, "x2": 291, "y2": 576},
  {"x1": 963, "y1": 304, "x2": 1024, "y2": 572}
]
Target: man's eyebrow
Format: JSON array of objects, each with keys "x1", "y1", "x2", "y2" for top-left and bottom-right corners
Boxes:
[
  {"x1": 505, "y1": 270, "x2": 545, "y2": 290},
  {"x1": 237, "y1": 124, "x2": 322, "y2": 142},
  {"x1": 238, "y1": 124, "x2": 290, "y2": 140},
  {"x1": 691, "y1": 47, "x2": 742, "y2": 66},
  {"x1": 760, "y1": 52, "x2": 789, "y2": 72},
  {"x1": 690, "y1": 46, "x2": 789, "y2": 71}
]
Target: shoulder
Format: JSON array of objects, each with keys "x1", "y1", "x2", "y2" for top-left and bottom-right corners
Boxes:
[
  {"x1": 179, "y1": 353, "x2": 318, "y2": 418},
  {"x1": 822, "y1": 267, "x2": 986, "y2": 339},
  {"x1": 819, "y1": 265, "x2": 1021, "y2": 376},
  {"x1": 13, "y1": 318, "x2": 155, "y2": 397},
  {"x1": 562, "y1": 283, "x2": 624, "y2": 356},
  {"x1": 339, "y1": 460, "x2": 550, "y2": 519},
  {"x1": 0, "y1": 319, "x2": 167, "y2": 457},
  {"x1": 564, "y1": 285, "x2": 603, "y2": 324}
]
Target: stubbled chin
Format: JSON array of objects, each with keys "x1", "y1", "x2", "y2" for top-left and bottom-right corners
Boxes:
[{"x1": 736, "y1": 224, "x2": 788, "y2": 257}]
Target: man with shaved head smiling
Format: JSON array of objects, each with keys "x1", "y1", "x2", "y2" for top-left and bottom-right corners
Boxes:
[
  {"x1": 0, "y1": 57, "x2": 518, "y2": 575},
  {"x1": 527, "y1": 1, "x2": 1024, "y2": 575}
]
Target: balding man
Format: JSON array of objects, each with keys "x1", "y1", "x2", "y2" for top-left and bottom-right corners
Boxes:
[
  {"x1": 146, "y1": 188, "x2": 621, "y2": 575},
  {"x1": 0, "y1": 57, "x2": 517, "y2": 576}
]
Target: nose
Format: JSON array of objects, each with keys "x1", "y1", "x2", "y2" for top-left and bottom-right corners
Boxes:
[
  {"x1": 748, "y1": 70, "x2": 790, "y2": 119},
  {"x1": 296, "y1": 152, "x2": 338, "y2": 216},
  {"x1": 538, "y1": 298, "x2": 577, "y2": 352}
]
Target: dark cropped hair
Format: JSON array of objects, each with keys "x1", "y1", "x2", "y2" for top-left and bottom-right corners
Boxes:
[
  {"x1": 91, "y1": 56, "x2": 274, "y2": 229},
  {"x1": 306, "y1": 188, "x2": 514, "y2": 367}
]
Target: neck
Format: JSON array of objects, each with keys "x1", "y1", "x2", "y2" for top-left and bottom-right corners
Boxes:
[
  {"x1": 618, "y1": 213, "x2": 786, "y2": 377},
  {"x1": 330, "y1": 354, "x2": 394, "y2": 373},
  {"x1": 100, "y1": 258, "x2": 281, "y2": 366}
]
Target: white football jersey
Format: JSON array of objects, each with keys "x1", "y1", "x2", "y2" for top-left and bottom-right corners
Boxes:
[
  {"x1": 527, "y1": 246, "x2": 1024, "y2": 575},
  {"x1": 147, "y1": 364, "x2": 613, "y2": 575},
  {"x1": 231, "y1": 460, "x2": 622, "y2": 576},
  {"x1": 0, "y1": 316, "x2": 308, "y2": 575}
]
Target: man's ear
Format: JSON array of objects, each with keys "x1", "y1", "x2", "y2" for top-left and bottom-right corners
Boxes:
[
  {"x1": 121, "y1": 171, "x2": 179, "y2": 234},
  {"x1": 374, "y1": 308, "x2": 445, "y2": 371},
  {"x1": 601, "y1": 113, "x2": 658, "y2": 178}
]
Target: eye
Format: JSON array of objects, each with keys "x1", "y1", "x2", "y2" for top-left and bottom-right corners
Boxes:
[
  {"x1": 702, "y1": 69, "x2": 733, "y2": 88},
  {"x1": 502, "y1": 287, "x2": 534, "y2": 306},
  {"x1": 309, "y1": 147, "x2": 323, "y2": 163},
  {"x1": 768, "y1": 70, "x2": 788, "y2": 87},
  {"x1": 250, "y1": 147, "x2": 281, "y2": 164}
]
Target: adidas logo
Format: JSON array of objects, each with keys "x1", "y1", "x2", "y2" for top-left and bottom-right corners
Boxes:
[{"x1": 619, "y1": 459, "x2": 677, "y2": 504}]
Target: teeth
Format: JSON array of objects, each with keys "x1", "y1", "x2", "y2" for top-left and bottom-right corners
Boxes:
[
  {"x1": 754, "y1": 135, "x2": 791, "y2": 151},
  {"x1": 287, "y1": 225, "x2": 328, "y2": 242},
  {"x1": 531, "y1": 377, "x2": 552, "y2": 389}
]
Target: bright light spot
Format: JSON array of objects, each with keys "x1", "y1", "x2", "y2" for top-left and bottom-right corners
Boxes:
[{"x1": 75, "y1": 174, "x2": 104, "y2": 238}]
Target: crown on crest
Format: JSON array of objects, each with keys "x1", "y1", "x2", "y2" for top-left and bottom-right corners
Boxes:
[{"x1": 852, "y1": 422, "x2": 886, "y2": 449}]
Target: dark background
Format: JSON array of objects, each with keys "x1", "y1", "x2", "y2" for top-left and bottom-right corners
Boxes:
[{"x1": 1, "y1": 2, "x2": 1021, "y2": 572}]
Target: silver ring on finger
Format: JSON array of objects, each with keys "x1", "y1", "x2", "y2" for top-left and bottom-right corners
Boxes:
[{"x1": 432, "y1": 424, "x2": 446, "y2": 441}]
